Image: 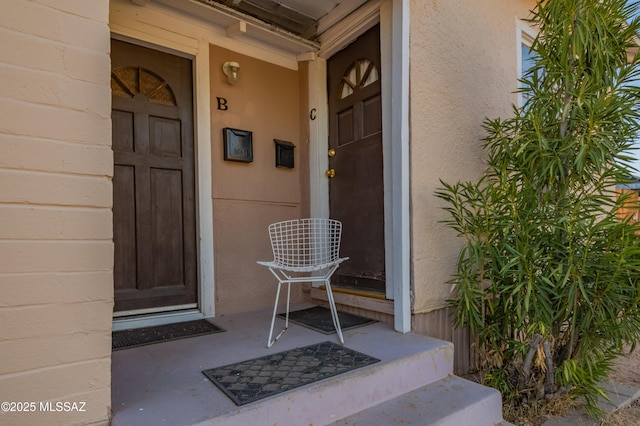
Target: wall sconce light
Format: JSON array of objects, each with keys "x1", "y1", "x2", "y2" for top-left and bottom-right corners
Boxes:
[{"x1": 222, "y1": 61, "x2": 240, "y2": 85}]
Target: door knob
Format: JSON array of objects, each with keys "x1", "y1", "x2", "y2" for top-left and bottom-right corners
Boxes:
[
  {"x1": 326, "y1": 168, "x2": 336, "y2": 178},
  {"x1": 328, "y1": 148, "x2": 336, "y2": 157}
]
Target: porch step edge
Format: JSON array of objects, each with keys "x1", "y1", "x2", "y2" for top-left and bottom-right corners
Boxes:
[
  {"x1": 330, "y1": 375, "x2": 508, "y2": 426},
  {"x1": 194, "y1": 339, "x2": 454, "y2": 426}
]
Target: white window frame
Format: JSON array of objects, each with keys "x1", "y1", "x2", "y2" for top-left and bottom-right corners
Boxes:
[{"x1": 516, "y1": 19, "x2": 538, "y2": 107}]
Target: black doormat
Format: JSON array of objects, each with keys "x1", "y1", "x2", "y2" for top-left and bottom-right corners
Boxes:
[
  {"x1": 278, "y1": 306, "x2": 377, "y2": 334},
  {"x1": 112, "y1": 319, "x2": 225, "y2": 351},
  {"x1": 202, "y1": 341, "x2": 380, "y2": 405}
]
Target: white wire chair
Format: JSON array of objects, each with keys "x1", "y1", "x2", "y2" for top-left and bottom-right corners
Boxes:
[{"x1": 257, "y1": 218, "x2": 349, "y2": 348}]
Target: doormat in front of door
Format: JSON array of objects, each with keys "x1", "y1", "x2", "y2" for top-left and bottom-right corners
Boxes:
[
  {"x1": 202, "y1": 341, "x2": 380, "y2": 405},
  {"x1": 112, "y1": 320, "x2": 225, "y2": 351},
  {"x1": 278, "y1": 306, "x2": 377, "y2": 334}
]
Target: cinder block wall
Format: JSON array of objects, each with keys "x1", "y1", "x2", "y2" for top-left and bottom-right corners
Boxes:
[{"x1": 0, "y1": 1, "x2": 113, "y2": 425}]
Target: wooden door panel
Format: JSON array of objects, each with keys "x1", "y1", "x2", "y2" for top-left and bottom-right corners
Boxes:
[
  {"x1": 113, "y1": 164, "x2": 137, "y2": 291},
  {"x1": 112, "y1": 110, "x2": 134, "y2": 152},
  {"x1": 112, "y1": 39, "x2": 197, "y2": 312},
  {"x1": 150, "y1": 116, "x2": 182, "y2": 157},
  {"x1": 328, "y1": 24, "x2": 385, "y2": 292},
  {"x1": 337, "y1": 108, "x2": 355, "y2": 145},
  {"x1": 150, "y1": 168, "x2": 185, "y2": 287},
  {"x1": 362, "y1": 95, "x2": 382, "y2": 137},
  {"x1": 331, "y1": 141, "x2": 384, "y2": 246}
]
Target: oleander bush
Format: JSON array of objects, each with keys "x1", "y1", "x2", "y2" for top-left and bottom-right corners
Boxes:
[{"x1": 437, "y1": 0, "x2": 640, "y2": 418}]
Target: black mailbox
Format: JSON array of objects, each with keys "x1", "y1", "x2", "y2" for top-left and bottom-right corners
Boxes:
[{"x1": 274, "y1": 139, "x2": 295, "y2": 168}]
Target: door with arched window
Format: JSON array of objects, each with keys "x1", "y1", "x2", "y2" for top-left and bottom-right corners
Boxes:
[
  {"x1": 327, "y1": 24, "x2": 385, "y2": 294},
  {"x1": 111, "y1": 39, "x2": 197, "y2": 313}
]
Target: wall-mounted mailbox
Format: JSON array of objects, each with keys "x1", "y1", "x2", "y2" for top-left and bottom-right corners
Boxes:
[
  {"x1": 223, "y1": 127, "x2": 253, "y2": 163},
  {"x1": 274, "y1": 139, "x2": 295, "y2": 168}
]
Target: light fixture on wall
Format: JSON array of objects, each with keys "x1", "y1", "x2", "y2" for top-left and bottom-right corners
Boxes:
[{"x1": 222, "y1": 61, "x2": 240, "y2": 85}]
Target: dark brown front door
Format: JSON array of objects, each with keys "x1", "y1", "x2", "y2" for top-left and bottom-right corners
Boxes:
[
  {"x1": 111, "y1": 40, "x2": 197, "y2": 312},
  {"x1": 327, "y1": 25, "x2": 385, "y2": 293}
]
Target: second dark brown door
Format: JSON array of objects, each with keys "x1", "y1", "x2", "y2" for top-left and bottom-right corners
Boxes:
[
  {"x1": 327, "y1": 25, "x2": 385, "y2": 293},
  {"x1": 111, "y1": 40, "x2": 197, "y2": 312}
]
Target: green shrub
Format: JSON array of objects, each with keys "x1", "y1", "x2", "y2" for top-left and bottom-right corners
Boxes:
[{"x1": 437, "y1": 0, "x2": 640, "y2": 417}]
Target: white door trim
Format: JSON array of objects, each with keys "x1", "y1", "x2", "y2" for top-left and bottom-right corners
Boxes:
[
  {"x1": 389, "y1": 0, "x2": 411, "y2": 333},
  {"x1": 110, "y1": 30, "x2": 215, "y2": 326},
  {"x1": 308, "y1": 0, "x2": 411, "y2": 333}
]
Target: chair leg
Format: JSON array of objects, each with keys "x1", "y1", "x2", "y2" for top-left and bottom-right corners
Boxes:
[
  {"x1": 267, "y1": 281, "x2": 288, "y2": 348},
  {"x1": 324, "y1": 280, "x2": 345, "y2": 344},
  {"x1": 284, "y1": 281, "x2": 291, "y2": 328}
]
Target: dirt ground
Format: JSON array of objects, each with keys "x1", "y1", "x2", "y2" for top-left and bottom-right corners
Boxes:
[
  {"x1": 609, "y1": 345, "x2": 640, "y2": 387},
  {"x1": 607, "y1": 400, "x2": 640, "y2": 425},
  {"x1": 604, "y1": 347, "x2": 640, "y2": 425}
]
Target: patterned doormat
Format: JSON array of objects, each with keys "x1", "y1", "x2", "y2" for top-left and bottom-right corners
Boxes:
[
  {"x1": 202, "y1": 341, "x2": 380, "y2": 405},
  {"x1": 278, "y1": 306, "x2": 377, "y2": 334},
  {"x1": 112, "y1": 319, "x2": 224, "y2": 351}
]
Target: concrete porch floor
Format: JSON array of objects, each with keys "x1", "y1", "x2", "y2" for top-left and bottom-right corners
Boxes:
[{"x1": 110, "y1": 303, "x2": 503, "y2": 426}]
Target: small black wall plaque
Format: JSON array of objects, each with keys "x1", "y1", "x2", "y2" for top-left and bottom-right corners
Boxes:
[
  {"x1": 223, "y1": 128, "x2": 253, "y2": 163},
  {"x1": 274, "y1": 139, "x2": 295, "y2": 168}
]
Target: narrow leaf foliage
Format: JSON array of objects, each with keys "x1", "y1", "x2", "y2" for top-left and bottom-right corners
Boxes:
[{"x1": 437, "y1": 0, "x2": 640, "y2": 418}]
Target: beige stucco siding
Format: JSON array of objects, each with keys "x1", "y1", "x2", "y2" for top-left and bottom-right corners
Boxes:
[
  {"x1": 0, "y1": 0, "x2": 112, "y2": 424},
  {"x1": 409, "y1": 0, "x2": 536, "y2": 313},
  {"x1": 210, "y1": 45, "x2": 307, "y2": 315}
]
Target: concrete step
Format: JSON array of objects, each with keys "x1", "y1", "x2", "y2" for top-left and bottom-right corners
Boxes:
[
  {"x1": 194, "y1": 338, "x2": 455, "y2": 426},
  {"x1": 331, "y1": 375, "x2": 508, "y2": 426},
  {"x1": 111, "y1": 306, "x2": 508, "y2": 426}
]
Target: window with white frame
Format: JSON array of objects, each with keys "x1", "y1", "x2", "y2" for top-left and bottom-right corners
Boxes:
[{"x1": 516, "y1": 20, "x2": 538, "y2": 107}]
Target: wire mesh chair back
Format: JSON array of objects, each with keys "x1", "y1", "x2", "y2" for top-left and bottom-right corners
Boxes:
[{"x1": 268, "y1": 218, "x2": 343, "y2": 269}]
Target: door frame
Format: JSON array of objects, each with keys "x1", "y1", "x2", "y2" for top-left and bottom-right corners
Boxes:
[
  {"x1": 109, "y1": 0, "x2": 410, "y2": 333},
  {"x1": 309, "y1": 0, "x2": 410, "y2": 333},
  {"x1": 110, "y1": 31, "x2": 216, "y2": 330}
]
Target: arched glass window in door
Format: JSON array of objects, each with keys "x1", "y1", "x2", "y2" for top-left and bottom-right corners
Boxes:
[
  {"x1": 111, "y1": 66, "x2": 177, "y2": 106},
  {"x1": 339, "y1": 59, "x2": 379, "y2": 100}
]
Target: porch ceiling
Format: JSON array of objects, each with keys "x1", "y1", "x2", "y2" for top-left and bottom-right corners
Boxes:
[
  {"x1": 193, "y1": 0, "x2": 368, "y2": 42},
  {"x1": 204, "y1": 0, "x2": 342, "y2": 40},
  {"x1": 145, "y1": 0, "x2": 370, "y2": 53}
]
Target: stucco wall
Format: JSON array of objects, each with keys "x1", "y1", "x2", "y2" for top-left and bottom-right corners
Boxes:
[
  {"x1": 410, "y1": 0, "x2": 536, "y2": 313},
  {"x1": 0, "y1": 0, "x2": 113, "y2": 425},
  {"x1": 210, "y1": 45, "x2": 307, "y2": 315}
]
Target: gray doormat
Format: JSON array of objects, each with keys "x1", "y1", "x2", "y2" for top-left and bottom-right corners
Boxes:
[
  {"x1": 202, "y1": 341, "x2": 380, "y2": 405},
  {"x1": 278, "y1": 306, "x2": 377, "y2": 334},
  {"x1": 112, "y1": 319, "x2": 224, "y2": 351}
]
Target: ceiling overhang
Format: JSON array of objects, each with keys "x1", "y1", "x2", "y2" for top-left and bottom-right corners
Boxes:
[{"x1": 147, "y1": 0, "x2": 369, "y2": 54}]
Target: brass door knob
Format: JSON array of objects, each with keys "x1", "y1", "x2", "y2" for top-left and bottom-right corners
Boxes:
[
  {"x1": 328, "y1": 148, "x2": 336, "y2": 157},
  {"x1": 326, "y1": 168, "x2": 336, "y2": 178}
]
